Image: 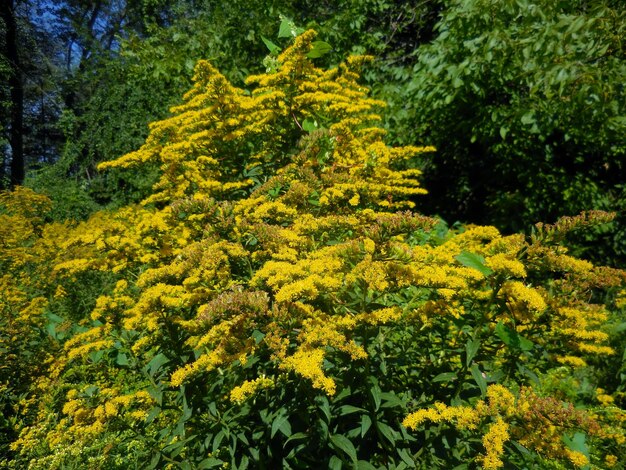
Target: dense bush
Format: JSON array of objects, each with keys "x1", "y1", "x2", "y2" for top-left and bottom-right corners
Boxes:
[{"x1": 2, "y1": 32, "x2": 626, "y2": 469}]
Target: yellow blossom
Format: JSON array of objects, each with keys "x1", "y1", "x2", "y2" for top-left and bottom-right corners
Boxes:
[{"x1": 229, "y1": 377, "x2": 275, "y2": 404}]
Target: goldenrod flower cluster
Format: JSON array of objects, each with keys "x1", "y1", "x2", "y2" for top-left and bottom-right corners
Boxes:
[{"x1": 403, "y1": 384, "x2": 614, "y2": 469}]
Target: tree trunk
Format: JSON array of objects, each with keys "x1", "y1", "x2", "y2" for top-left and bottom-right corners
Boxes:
[{"x1": 1, "y1": 0, "x2": 24, "y2": 186}]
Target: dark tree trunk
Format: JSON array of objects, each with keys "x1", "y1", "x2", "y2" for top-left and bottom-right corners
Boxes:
[{"x1": 1, "y1": 0, "x2": 24, "y2": 186}]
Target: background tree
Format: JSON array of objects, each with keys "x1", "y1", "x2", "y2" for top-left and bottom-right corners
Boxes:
[
  {"x1": 401, "y1": 0, "x2": 626, "y2": 263},
  {"x1": 1, "y1": 0, "x2": 25, "y2": 187}
]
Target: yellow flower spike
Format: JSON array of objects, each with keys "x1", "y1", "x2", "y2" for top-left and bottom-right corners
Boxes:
[
  {"x1": 479, "y1": 418, "x2": 510, "y2": 470},
  {"x1": 280, "y1": 348, "x2": 336, "y2": 395},
  {"x1": 229, "y1": 377, "x2": 275, "y2": 404},
  {"x1": 555, "y1": 355, "x2": 588, "y2": 368}
]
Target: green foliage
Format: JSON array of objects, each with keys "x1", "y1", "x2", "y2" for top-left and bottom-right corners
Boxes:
[{"x1": 402, "y1": 0, "x2": 626, "y2": 264}]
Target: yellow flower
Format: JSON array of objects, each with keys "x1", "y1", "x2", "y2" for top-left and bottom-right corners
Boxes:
[
  {"x1": 485, "y1": 253, "x2": 526, "y2": 278},
  {"x1": 348, "y1": 194, "x2": 360, "y2": 206},
  {"x1": 229, "y1": 377, "x2": 274, "y2": 404},
  {"x1": 480, "y1": 418, "x2": 509, "y2": 469},
  {"x1": 565, "y1": 449, "x2": 588, "y2": 468},
  {"x1": 280, "y1": 348, "x2": 336, "y2": 395},
  {"x1": 486, "y1": 384, "x2": 516, "y2": 417}
]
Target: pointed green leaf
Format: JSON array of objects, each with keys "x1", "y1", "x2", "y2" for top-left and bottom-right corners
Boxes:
[
  {"x1": 146, "y1": 353, "x2": 169, "y2": 378},
  {"x1": 465, "y1": 338, "x2": 480, "y2": 367},
  {"x1": 397, "y1": 448, "x2": 416, "y2": 467},
  {"x1": 495, "y1": 322, "x2": 533, "y2": 351},
  {"x1": 329, "y1": 434, "x2": 358, "y2": 463},
  {"x1": 455, "y1": 251, "x2": 493, "y2": 276},
  {"x1": 357, "y1": 461, "x2": 377, "y2": 470},
  {"x1": 470, "y1": 364, "x2": 487, "y2": 396},
  {"x1": 369, "y1": 384, "x2": 382, "y2": 411},
  {"x1": 339, "y1": 405, "x2": 366, "y2": 416},
  {"x1": 360, "y1": 414, "x2": 372, "y2": 438},
  {"x1": 433, "y1": 372, "x2": 457, "y2": 383},
  {"x1": 376, "y1": 421, "x2": 398, "y2": 445},
  {"x1": 271, "y1": 412, "x2": 291, "y2": 438},
  {"x1": 307, "y1": 41, "x2": 333, "y2": 59},
  {"x1": 261, "y1": 36, "x2": 280, "y2": 54},
  {"x1": 198, "y1": 457, "x2": 225, "y2": 469},
  {"x1": 278, "y1": 17, "x2": 294, "y2": 38}
]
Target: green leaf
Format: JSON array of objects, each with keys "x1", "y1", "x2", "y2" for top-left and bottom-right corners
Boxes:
[
  {"x1": 148, "y1": 387, "x2": 163, "y2": 406},
  {"x1": 517, "y1": 364, "x2": 540, "y2": 385},
  {"x1": 89, "y1": 350, "x2": 104, "y2": 363},
  {"x1": 46, "y1": 322, "x2": 57, "y2": 339},
  {"x1": 495, "y1": 322, "x2": 533, "y2": 351},
  {"x1": 317, "y1": 396, "x2": 331, "y2": 423},
  {"x1": 145, "y1": 406, "x2": 161, "y2": 425},
  {"x1": 433, "y1": 372, "x2": 457, "y2": 383},
  {"x1": 357, "y1": 461, "x2": 377, "y2": 470},
  {"x1": 380, "y1": 391, "x2": 403, "y2": 408},
  {"x1": 278, "y1": 17, "x2": 295, "y2": 38},
  {"x1": 146, "y1": 353, "x2": 169, "y2": 378},
  {"x1": 198, "y1": 458, "x2": 224, "y2": 469},
  {"x1": 518, "y1": 335, "x2": 534, "y2": 352},
  {"x1": 360, "y1": 414, "x2": 372, "y2": 438},
  {"x1": 302, "y1": 118, "x2": 318, "y2": 133},
  {"x1": 521, "y1": 110, "x2": 535, "y2": 125},
  {"x1": 213, "y1": 430, "x2": 226, "y2": 452},
  {"x1": 251, "y1": 329, "x2": 265, "y2": 344},
  {"x1": 397, "y1": 448, "x2": 416, "y2": 467},
  {"x1": 330, "y1": 434, "x2": 358, "y2": 464},
  {"x1": 307, "y1": 41, "x2": 333, "y2": 59},
  {"x1": 148, "y1": 452, "x2": 161, "y2": 469},
  {"x1": 465, "y1": 338, "x2": 480, "y2": 367},
  {"x1": 278, "y1": 15, "x2": 305, "y2": 38},
  {"x1": 369, "y1": 384, "x2": 382, "y2": 411},
  {"x1": 284, "y1": 432, "x2": 308, "y2": 447},
  {"x1": 454, "y1": 251, "x2": 493, "y2": 276},
  {"x1": 563, "y1": 432, "x2": 590, "y2": 469},
  {"x1": 329, "y1": 455, "x2": 343, "y2": 470},
  {"x1": 261, "y1": 36, "x2": 280, "y2": 54},
  {"x1": 184, "y1": 58, "x2": 195, "y2": 72},
  {"x1": 339, "y1": 405, "x2": 366, "y2": 416},
  {"x1": 47, "y1": 312, "x2": 64, "y2": 323},
  {"x1": 470, "y1": 364, "x2": 487, "y2": 396},
  {"x1": 511, "y1": 440, "x2": 531, "y2": 456},
  {"x1": 116, "y1": 352, "x2": 129, "y2": 366},
  {"x1": 450, "y1": 464, "x2": 469, "y2": 470},
  {"x1": 376, "y1": 421, "x2": 398, "y2": 446},
  {"x1": 271, "y1": 412, "x2": 292, "y2": 438},
  {"x1": 614, "y1": 321, "x2": 626, "y2": 333}
]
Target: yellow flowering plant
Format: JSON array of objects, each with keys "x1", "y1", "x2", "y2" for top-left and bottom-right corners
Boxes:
[{"x1": 1, "y1": 29, "x2": 625, "y2": 469}]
